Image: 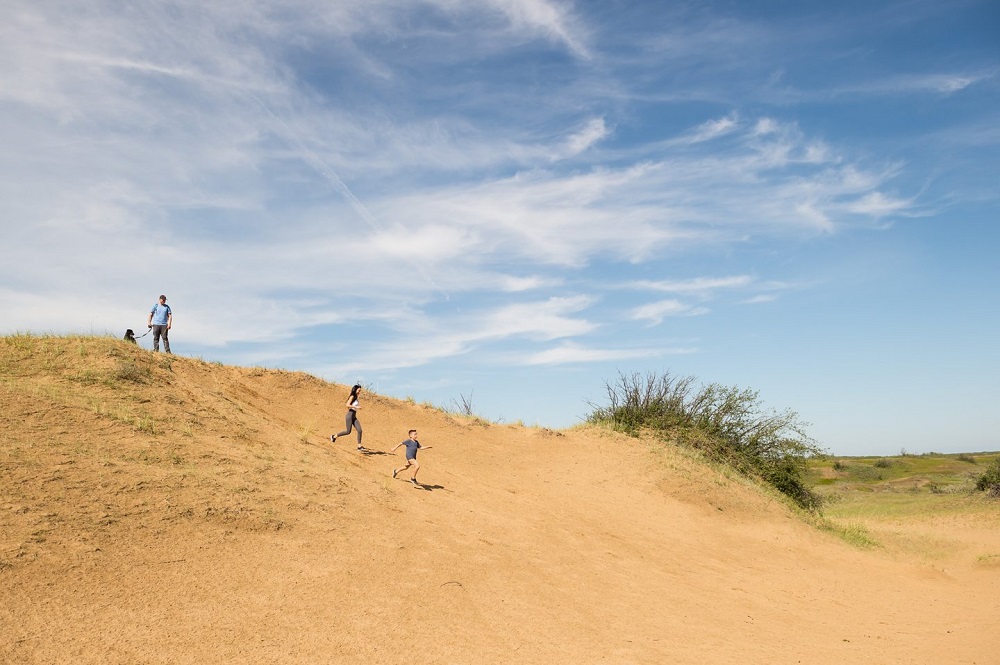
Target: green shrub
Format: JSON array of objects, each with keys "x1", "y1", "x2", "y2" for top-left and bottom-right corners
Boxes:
[
  {"x1": 873, "y1": 458, "x2": 892, "y2": 468},
  {"x1": 588, "y1": 370, "x2": 824, "y2": 510},
  {"x1": 975, "y1": 458, "x2": 1000, "y2": 497},
  {"x1": 761, "y1": 457, "x2": 823, "y2": 511}
]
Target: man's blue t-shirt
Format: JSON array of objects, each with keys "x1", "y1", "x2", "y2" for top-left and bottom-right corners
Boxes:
[{"x1": 150, "y1": 303, "x2": 172, "y2": 325}]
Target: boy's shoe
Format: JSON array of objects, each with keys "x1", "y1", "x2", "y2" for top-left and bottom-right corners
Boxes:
[
  {"x1": 330, "y1": 435, "x2": 337, "y2": 443},
  {"x1": 392, "y1": 469, "x2": 398, "y2": 478},
  {"x1": 410, "y1": 478, "x2": 419, "y2": 485},
  {"x1": 357, "y1": 445, "x2": 365, "y2": 451}
]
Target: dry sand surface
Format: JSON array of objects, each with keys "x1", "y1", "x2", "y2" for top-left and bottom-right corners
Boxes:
[{"x1": 1, "y1": 337, "x2": 998, "y2": 664}]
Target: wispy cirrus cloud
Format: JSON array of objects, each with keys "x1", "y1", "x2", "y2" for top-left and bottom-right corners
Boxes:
[
  {"x1": 521, "y1": 342, "x2": 676, "y2": 366},
  {"x1": 681, "y1": 113, "x2": 740, "y2": 145},
  {"x1": 482, "y1": 295, "x2": 597, "y2": 340},
  {"x1": 632, "y1": 276, "x2": 754, "y2": 296},
  {"x1": 485, "y1": 0, "x2": 591, "y2": 58},
  {"x1": 371, "y1": 116, "x2": 912, "y2": 273},
  {"x1": 630, "y1": 300, "x2": 710, "y2": 326},
  {"x1": 562, "y1": 117, "x2": 610, "y2": 157},
  {"x1": 328, "y1": 295, "x2": 598, "y2": 374},
  {"x1": 742, "y1": 294, "x2": 778, "y2": 304},
  {"x1": 626, "y1": 274, "x2": 799, "y2": 325},
  {"x1": 0, "y1": 0, "x2": 922, "y2": 357},
  {"x1": 824, "y1": 70, "x2": 999, "y2": 98}
]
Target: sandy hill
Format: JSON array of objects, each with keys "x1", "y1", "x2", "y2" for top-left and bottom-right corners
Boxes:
[{"x1": 1, "y1": 336, "x2": 997, "y2": 664}]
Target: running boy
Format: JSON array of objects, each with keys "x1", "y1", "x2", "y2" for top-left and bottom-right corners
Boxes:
[{"x1": 391, "y1": 429, "x2": 431, "y2": 485}]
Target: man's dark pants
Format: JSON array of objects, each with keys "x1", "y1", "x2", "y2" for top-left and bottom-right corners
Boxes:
[{"x1": 152, "y1": 325, "x2": 170, "y2": 353}]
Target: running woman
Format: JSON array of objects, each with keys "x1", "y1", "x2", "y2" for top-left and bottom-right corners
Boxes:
[
  {"x1": 331, "y1": 384, "x2": 364, "y2": 450},
  {"x1": 391, "y1": 429, "x2": 432, "y2": 485}
]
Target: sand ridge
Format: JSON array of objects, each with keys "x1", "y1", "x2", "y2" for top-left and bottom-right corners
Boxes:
[{"x1": 1, "y1": 337, "x2": 998, "y2": 663}]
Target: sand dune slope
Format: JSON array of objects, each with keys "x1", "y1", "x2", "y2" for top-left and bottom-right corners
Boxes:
[{"x1": 1, "y1": 337, "x2": 997, "y2": 664}]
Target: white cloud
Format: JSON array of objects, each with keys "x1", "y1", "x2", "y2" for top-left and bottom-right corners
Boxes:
[
  {"x1": 0, "y1": 0, "x2": 943, "y2": 390},
  {"x1": 521, "y1": 342, "x2": 666, "y2": 365},
  {"x1": 742, "y1": 294, "x2": 777, "y2": 304},
  {"x1": 323, "y1": 294, "x2": 598, "y2": 374},
  {"x1": 485, "y1": 0, "x2": 591, "y2": 58},
  {"x1": 563, "y1": 117, "x2": 609, "y2": 156},
  {"x1": 371, "y1": 115, "x2": 908, "y2": 269},
  {"x1": 684, "y1": 113, "x2": 739, "y2": 144},
  {"x1": 484, "y1": 295, "x2": 597, "y2": 339},
  {"x1": 369, "y1": 224, "x2": 480, "y2": 262},
  {"x1": 846, "y1": 191, "x2": 913, "y2": 218},
  {"x1": 808, "y1": 70, "x2": 997, "y2": 101},
  {"x1": 496, "y1": 274, "x2": 557, "y2": 292},
  {"x1": 752, "y1": 117, "x2": 779, "y2": 136},
  {"x1": 792, "y1": 202, "x2": 834, "y2": 232},
  {"x1": 329, "y1": 335, "x2": 470, "y2": 375},
  {"x1": 632, "y1": 276, "x2": 754, "y2": 296},
  {"x1": 631, "y1": 300, "x2": 710, "y2": 326}
]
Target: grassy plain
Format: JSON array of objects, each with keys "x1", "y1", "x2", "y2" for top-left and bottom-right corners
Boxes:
[{"x1": 807, "y1": 452, "x2": 1000, "y2": 562}]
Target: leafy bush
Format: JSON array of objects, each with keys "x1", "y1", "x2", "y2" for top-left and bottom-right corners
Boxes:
[
  {"x1": 975, "y1": 458, "x2": 1000, "y2": 497},
  {"x1": 873, "y1": 458, "x2": 892, "y2": 468},
  {"x1": 588, "y1": 371, "x2": 824, "y2": 510}
]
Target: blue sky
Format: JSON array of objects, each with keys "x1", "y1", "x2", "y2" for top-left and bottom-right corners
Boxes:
[{"x1": 2, "y1": 0, "x2": 998, "y2": 455}]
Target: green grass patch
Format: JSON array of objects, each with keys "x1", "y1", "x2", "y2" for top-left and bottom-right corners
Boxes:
[
  {"x1": 806, "y1": 451, "x2": 1000, "y2": 497},
  {"x1": 806, "y1": 451, "x2": 1000, "y2": 557},
  {"x1": 819, "y1": 520, "x2": 880, "y2": 549},
  {"x1": 819, "y1": 491, "x2": 985, "y2": 521}
]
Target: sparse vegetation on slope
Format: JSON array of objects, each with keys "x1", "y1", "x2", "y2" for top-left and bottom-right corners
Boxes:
[{"x1": 587, "y1": 370, "x2": 824, "y2": 510}]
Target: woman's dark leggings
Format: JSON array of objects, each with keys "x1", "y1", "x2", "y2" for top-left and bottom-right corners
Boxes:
[{"x1": 335, "y1": 410, "x2": 362, "y2": 444}]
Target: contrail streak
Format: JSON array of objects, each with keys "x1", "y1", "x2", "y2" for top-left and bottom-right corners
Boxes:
[{"x1": 250, "y1": 94, "x2": 446, "y2": 296}]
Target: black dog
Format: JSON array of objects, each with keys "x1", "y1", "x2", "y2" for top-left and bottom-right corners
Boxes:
[{"x1": 123, "y1": 329, "x2": 137, "y2": 344}]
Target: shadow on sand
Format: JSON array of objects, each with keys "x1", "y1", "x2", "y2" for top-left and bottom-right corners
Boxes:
[{"x1": 411, "y1": 482, "x2": 446, "y2": 492}]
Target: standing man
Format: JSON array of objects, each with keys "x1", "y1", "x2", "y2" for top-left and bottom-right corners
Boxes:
[{"x1": 147, "y1": 294, "x2": 173, "y2": 353}]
